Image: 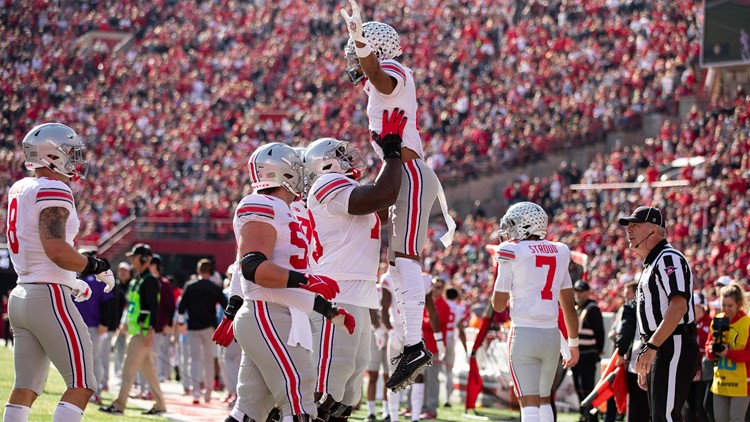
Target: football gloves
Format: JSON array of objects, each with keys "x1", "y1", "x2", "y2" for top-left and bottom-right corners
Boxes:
[
  {"x1": 313, "y1": 296, "x2": 356, "y2": 335},
  {"x1": 371, "y1": 108, "x2": 406, "y2": 159},
  {"x1": 288, "y1": 271, "x2": 340, "y2": 300},
  {"x1": 434, "y1": 331, "x2": 446, "y2": 360},
  {"x1": 213, "y1": 296, "x2": 244, "y2": 347},
  {"x1": 340, "y1": 0, "x2": 367, "y2": 44},
  {"x1": 95, "y1": 270, "x2": 115, "y2": 293},
  {"x1": 71, "y1": 279, "x2": 92, "y2": 302},
  {"x1": 81, "y1": 255, "x2": 110, "y2": 276}
]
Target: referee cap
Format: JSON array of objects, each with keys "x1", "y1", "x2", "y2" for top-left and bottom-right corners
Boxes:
[{"x1": 618, "y1": 206, "x2": 665, "y2": 227}]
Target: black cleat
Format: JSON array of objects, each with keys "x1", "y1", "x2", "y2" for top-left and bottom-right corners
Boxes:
[
  {"x1": 385, "y1": 341, "x2": 433, "y2": 392},
  {"x1": 98, "y1": 404, "x2": 123, "y2": 415}
]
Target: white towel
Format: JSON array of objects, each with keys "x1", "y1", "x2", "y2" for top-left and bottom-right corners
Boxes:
[
  {"x1": 437, "y1": 181, "x2": 456, "y2": 247},
  {"x1": 287, "y1": 307, "x2": 313, "y2": 351}
]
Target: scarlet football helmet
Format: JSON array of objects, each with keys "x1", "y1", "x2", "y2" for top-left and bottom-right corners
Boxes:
[
  {"x1": 23, "y1": 123, "x2": 87, "y2": 180},
  {"x1": 303, "y1": 137, "x2": 365, "y2": 182},
  {"x1": 345, "y1": 21, "x2": 403, "y2": 83},
  {"x1": 247, "y1": 143, "x2": 305, "y2": 196},
  {"x1": 499, "y1": 202, "x2": 548, "y2": 241}
]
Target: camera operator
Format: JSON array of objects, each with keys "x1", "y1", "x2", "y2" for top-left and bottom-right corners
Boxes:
[{"x1": 706, "y1": 282, "x2": 750, "y2": 422}]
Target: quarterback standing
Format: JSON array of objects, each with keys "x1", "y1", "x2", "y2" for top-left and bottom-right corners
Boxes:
[
  {"x1": 303, "y1": 108, "x2": 405, "y2": 421},
  {"x1": 340, "y1": 0, "x2": 456, "y2": 392},
  {"x1": 491, "y1": 202, "x2": 579, "y2": 422},
  {"x1": 4, "y1": 123, "x2": 114, "y2": 422}
]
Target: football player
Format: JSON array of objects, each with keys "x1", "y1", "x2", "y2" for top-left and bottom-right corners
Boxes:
[
  {"x1": 491, "y1": 202, "x2": 580, "y2": 422},
  {"x1": 340, "y1": 0, "x2": 456, "y2": 392},
  {"x1": 4, "y1": 123, "x2": 114, "y2": 422},
  {"x1": 303, "y1": 108, "x2": 405, "y2": 422},
  {"x1": 215, "y1": 143, "x2": 354, "y2": 422}
]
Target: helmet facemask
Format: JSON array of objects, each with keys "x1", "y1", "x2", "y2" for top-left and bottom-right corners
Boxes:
[{"x1": 345, "y1": 40, "x2": 365, "y2": 84}]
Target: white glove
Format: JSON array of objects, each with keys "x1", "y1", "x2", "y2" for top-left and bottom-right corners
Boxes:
[
  {"x1": 95, "y1": 269, "x2": 115, "y2": 293},
  {"x1": 434, "y1": 332, "x2": 446, "y2": 360},
  {"x1": 388, "y1": 328, "x2": 404, "y2": 351},
  {"x1": 373, "y1": 326, "x2": 387, "y2": 350},
  {"x1": 71, "y1": 279, "x2": 92, "y2": 302},
  {"x1": 340, "y1": 0, "x2": 367, "y2": 43}
]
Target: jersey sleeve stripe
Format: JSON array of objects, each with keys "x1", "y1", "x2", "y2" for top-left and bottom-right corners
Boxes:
[
  {"x1": 237, "y1": 204, "x2": 275, "y2": 219},
  {"x1": 36, "y1": 190, "x2": 74, "y2": 203},
  {"x1": 314, "y1": 178, "x2": 351, "y2": 202},
  {"x1": 497, "y1": 250, "x2": 516, "y2": 261},
  {"x1": 381, "y1": 63, "x2": 406, "y2": 81}
]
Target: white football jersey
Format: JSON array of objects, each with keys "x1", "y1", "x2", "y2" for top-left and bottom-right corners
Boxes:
[
  {"x1": 232, "y1": 194, "x2": 314, "y2": 312},
  {"x1": 493, "y1": 240, "x2": 572, "y2": 329},
  {"x1": 307, "y1": 173, "x2": 380, "y2": 308},
  {"x1": 446, "y1": 301, "x2": 466, "y2": 335},
  {"x1": 365, "y1": 59, "x2": 424, "y2": 160},
  {"x1": 7, "y1": 177, "x2": 79, "y2": 287},
  {"x1": 289, "y1": 200, "x2": 318, "y2": 273}
]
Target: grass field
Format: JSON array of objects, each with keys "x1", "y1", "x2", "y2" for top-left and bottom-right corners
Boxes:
[
  {"x1": 0, "y1": 346, "x2": 166, "y2": 421},
  {"x1": 0, "y1": 344, "x2": 581, "y2": 421}
]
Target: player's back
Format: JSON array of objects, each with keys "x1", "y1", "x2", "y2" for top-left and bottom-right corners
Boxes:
[
  {"x1": 496, "y1": 240, "x2": 572, "y2": 328},
  {"x1": 232, "y1": 193, "x2": 313, "y2": 310},
  {"x1": 365, "y1": 59, "x2": 423, "y2": 160},
  {"x1": 7, "y1": 177, "x2": 79, "y2": 286}
]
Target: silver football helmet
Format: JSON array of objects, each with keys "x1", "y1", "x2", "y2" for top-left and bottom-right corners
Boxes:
[
  {"x1": 303, "y1": 137, "x2": 365, "y2": 182},
  {"x1": 345, "y1": 21, "x2": 403, "y2": 83},
  {"x1": 23, "y1": 123, "x2": 87, "y2": 180},
  {"x1": 247, "y1": 143, "x2": 305, "y2": 196},
  {"x1": 499, "y1": 202, "x2": 548, "y2": 241}
]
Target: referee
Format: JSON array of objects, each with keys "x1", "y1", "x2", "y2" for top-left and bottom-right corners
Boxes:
[{"x1": 619, "y1": 206, "x2": 699, "y2": 422}]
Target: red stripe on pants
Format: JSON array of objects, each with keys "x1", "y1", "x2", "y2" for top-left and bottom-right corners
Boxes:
[
  {"x1": 255, "y1": 302, "x2": 303, "y2": 415},
  {"x1": 405, "y1": 161, "x2": 422, "y2": 256},
  {"x1": 51, "y1": 284, "x2": 85, "y2": 388},
  {"x1": 316, "y1": 318, "x2": 334, "y2": 393}
]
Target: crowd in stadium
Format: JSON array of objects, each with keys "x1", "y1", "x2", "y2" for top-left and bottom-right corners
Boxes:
[{"x1": 1, "y1": 0, "x2": 704, "y2": 243}]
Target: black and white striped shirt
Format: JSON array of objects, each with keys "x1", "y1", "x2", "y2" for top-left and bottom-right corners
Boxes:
[{"x1": 636, "y1": 240, "x2": 695, "y2": 337}]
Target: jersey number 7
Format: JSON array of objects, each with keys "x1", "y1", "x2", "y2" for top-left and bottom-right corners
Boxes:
[{"x1": 536, "y1": 255, "x2": 556, "y2": 301}]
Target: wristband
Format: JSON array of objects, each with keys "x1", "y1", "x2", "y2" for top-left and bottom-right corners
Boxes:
[
  {"x1": 355, "y1": 43, "x2": 373, "y2": 58},
  {"x1": 434, "y1": 332, "x2": 444, "y2": 342},
  {"x1": 645, "y1": 342, "x2": 659, "y2": 350},
  {"x1": 312, "y1": 296, "x2": 337, "y2": 320},
  {"x1": 224, "y1": 295, "x2": 244, "y2": 320},
  {"x1": 287, "y1": 271, "x2": 307, "y2": 288},
  {"x1": 567, "y1": 337, "x2": 579, "y2": 347},
  {"x1": 177, "y1": 315, "x2": 185, "y2": 325}
]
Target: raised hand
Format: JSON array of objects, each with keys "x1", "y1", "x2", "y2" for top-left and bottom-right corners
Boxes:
[
  {"x1": 340, "y1": 0, "x2": 366, "y2": 43},
  {"x1": 371, "y1": 108, "x2": 407, "y2": 159}
]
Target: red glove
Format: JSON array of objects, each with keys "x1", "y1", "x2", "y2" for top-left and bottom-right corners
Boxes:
[
  {"x1": 330, "y1": 307, "x2": 356, "y2": 335},
  {"x1": 299, "y1": 274, "x2": 340, "y2": 301},
  {"x1": 213, "y1": 317, "x2": 235, "y2": 347}
]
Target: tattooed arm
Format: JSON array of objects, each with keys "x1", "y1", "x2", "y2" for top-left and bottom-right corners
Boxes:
[{"x1": 39, "y1": 207, "x2": 89, "y2": 272}]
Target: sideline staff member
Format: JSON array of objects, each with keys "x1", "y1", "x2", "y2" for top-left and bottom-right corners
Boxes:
[{"x1": 619, "y1": 206, "x2": 699, "y2": 422}]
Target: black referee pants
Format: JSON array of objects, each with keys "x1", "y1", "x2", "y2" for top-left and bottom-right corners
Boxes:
[{"x1": 647, "y1": 333, "x2": 700, "y2": 422}]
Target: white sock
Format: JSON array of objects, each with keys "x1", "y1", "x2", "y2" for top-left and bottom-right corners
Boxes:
[
  {"x1": 3, "y1": 404, "x2": 31, "y2": 422},
  {"x1": 410, "y1": 383, "x2": 424, "y2": 421},
  {"x1": 53, "y1": 402, "x2": 83, "y2": 422},
  {"x1": 540, "y1": 403, "x2": 554, "y2": 422},
  {"x1": 382, "y1": 399, "x2": 389, "y2": 416},
  {"x1": 394, "y1": 257, "x2": 425, "y2": 347},
  {"x1": 520, "y1": 406, "x2": 540, "y2": 422},
  {"x1": 367, "y1": 400, "x2": 376, "y2": 415},
  {"x1": 388, "y1": 389, "x2": 401, "y2": 421}
]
